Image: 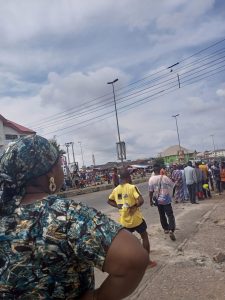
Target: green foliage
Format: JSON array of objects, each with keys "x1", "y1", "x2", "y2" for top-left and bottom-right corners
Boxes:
[
  {"x1": 49, "y1": 139, "x2": 66, "y2": 155},
  {"x1": 154, "y1": 157, "x2": 165, "y2": 168}
]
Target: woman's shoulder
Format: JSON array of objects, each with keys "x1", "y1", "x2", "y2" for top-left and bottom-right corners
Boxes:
[{"x1": 45, "y1": 195, "x2": 99, "y2": 218}]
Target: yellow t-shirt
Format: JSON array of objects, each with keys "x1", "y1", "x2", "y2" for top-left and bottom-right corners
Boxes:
[{"x1": 109, "y1": 183, "x2": 143, "y2": 228}]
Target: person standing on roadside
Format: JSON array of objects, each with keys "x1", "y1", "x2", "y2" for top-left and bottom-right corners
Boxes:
[
  {"x1": 212, "y1": 161, "x2": 221, "y2": 195},
  {"x1": 195, "y1": 162, "x2": 204, "y2": 200},
  {"x1": 171, "y1": 164, "x2": 185, "y2": 203},
  {"x1": 112, "y1": 167, "x2": 120, "y2": 187},
  {"x1": 199, "y1": 161, "x2": 212, "y2": 198},
  {"x1": 149, "y1": 164, "x2": 176, "y2": 241},
  {"x1": 108, "y1": 168, "x2": 157, "y2": 268},
  {"x1": 208, "y1": 163, "x2": 214, "y2": 191},
  {"x1": 184, "y1": 161, "x2": 198, "y2": 204},
  {"x1": 220, "y1": 162, "x2": 225, "y2": 192}
]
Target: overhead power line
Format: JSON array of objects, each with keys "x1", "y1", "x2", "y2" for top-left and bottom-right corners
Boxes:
[
  {"x1": 21, "y1": 37, "x2": 225, "y2": 138},
  {"x1": 36, "y1": 48, "x2": 225, "y2": 132},
  {"x1": 27, "y1": 37, "x2": 225, "y2": 129}
]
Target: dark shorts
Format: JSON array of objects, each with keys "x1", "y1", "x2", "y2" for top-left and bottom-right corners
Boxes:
[{"x1": 125, "y1": 219, "x2": 147, "y2": 234}]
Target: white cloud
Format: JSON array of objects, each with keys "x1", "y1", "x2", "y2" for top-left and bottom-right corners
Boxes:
[
  {"x1": 1, "y1": 0, "x2": 225, "y2": 165},
  {"x1": 216, "y1": 88, "x2": 225, "y2": 97}
]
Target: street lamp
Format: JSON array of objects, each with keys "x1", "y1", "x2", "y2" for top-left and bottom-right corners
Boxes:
[
  {"x1": 65, "y1": 143, "x2": 71, "y2": 165},
  {"x1": 107, "y1": 78, "x2": 124, "y2": 164},
  {"x1": 78, "y1": 141, "x2": 85, "y2": 167},
  {"x1": 65, "y1": 142, "x2": 76, "y2": 165},
  {"x1": 210, "y1": 134, "x2": 216, "y2": 156},
  {"x1": 172, "y1": 114, "x2": 181, "y2": 150}
]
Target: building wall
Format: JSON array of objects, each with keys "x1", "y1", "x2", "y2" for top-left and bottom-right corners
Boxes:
[
  {"x1": 164, "y1": 153, "x2": 192, "y2": 164},
  {"x1": 0, "y1": 120, "x2": 4, "y2": 147},
  {"x1": 0, "y1": 124, "x2": 31, "y2": 156}
]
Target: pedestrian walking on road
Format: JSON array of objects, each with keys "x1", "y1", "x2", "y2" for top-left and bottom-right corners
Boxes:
[
  {"x1": 149, "y1": 164, "x2": 176, "y2": 241},
  {"x1": 108, "y1": 168, "x2": 157, "y2": 268},
  {"x1": 0, "y1": 135, "x2": 149, "y2": 300}
]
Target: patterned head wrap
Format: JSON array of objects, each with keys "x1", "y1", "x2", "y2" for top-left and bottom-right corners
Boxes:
[{"x1": 0, "y1": 134, "x2": 59, "y2": 187}]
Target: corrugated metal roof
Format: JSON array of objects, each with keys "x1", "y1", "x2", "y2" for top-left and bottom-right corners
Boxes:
[
  {"x1": 161, "y1": 145, "x2": 194, "y2": 157},
  {"x1": 0, "y1": 114, "x2": 35, "y2": 134}
]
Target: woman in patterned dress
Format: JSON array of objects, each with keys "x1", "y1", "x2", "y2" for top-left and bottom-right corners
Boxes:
[
  {"x1": 0, "y1": 135, "x2": 148, "y2": 300},
  {"x1": 171, "y1": 165, "x2": 185, "y2": 203}
]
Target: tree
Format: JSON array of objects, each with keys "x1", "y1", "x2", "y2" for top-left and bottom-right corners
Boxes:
[
  {"x1": 153, "y1": 157, "x2": 165, "y2": 169},
  {"x1": 49, "y1": 139, "x2": 66, "y2": 155}
]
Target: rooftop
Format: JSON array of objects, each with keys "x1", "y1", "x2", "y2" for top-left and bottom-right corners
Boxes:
[{"x1": 0, "y1": 114, "x2": 35, "y2": 134}]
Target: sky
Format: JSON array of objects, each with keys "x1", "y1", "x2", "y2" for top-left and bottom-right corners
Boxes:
[{"x1": 1, "y1": 0, "x2": 225, "y2": 167}]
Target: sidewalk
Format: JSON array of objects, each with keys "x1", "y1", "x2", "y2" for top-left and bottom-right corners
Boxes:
[
  {"x1": 94, "y1": 194, "x2": 225, "y2": 299},
  {"x1": 128, "y1": 195, "x2": 225, "y2": 300}
]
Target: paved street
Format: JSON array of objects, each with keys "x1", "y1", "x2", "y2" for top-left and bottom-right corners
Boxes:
[{"x1": 71, "y1": 181, "x2": 225, "y2": 299}]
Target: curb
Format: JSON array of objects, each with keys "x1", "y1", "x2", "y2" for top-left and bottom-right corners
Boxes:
[{"x1": 58, "y1": 177, "x2": 148, "y2": 198}]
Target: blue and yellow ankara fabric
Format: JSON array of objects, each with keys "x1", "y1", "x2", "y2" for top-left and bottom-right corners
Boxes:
[
  {"x1": 0, "y1": 196, "x2": 122, "y2": 299},
  {"x1": 0, "y1": 134, "x2": 59, "y2": 188}
]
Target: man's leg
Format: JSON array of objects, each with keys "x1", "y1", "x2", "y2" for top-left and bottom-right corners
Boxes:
[
  {"x1": 157, "y1": 205, "x2": 169, "y2": 231},
  {"x1": 187, "y1": 185, "x2": 193, "y2": 203},
  {"x1": 192, "y1": 183, "x2": 197, "y2": 203},
  {"x1": 136, "y1": 221, "x2": 157, "y2": 268},
  {"x1": 164, "y1": 204, "x2": 176, "y2": 241},
  {"x1": 164, "y1": 204, "x2": 176, "y2": 232},
  {"x1": 139, "y1": 230, "x2": 150, "y2": 254}
]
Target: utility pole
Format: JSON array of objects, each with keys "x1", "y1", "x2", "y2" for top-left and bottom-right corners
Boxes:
[
  {"x1": 78, "y1": 141, "x2": 85, "y2": 167},
  {"x1": 107, "y1": 78, "x2": 125, "y2": 165},
  {"x1": 71, "y1": 142, "x2": 76, "y2": 165},
  {"x1": 210, "y1": 134, "x2": 216, "y2": 156},
  {"x1": 172, "y1": 114, "x2": 181, "y2": 150},
  {"x1": 65, "y1": 143, "x2": 71, "y2": 165}
]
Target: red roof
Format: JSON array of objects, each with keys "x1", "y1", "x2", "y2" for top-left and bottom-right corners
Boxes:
[{"x1": 0, "y1": 114, "x2": 35, "y2": 134}]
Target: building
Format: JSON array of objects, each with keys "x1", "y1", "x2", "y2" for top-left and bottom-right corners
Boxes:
[
  {"x1": 208, "y1": 149, "x2": 225, "y2": 159},
  {"x1": 0, "y1": 114, "x2": 35, "y2": 155},
  {"x1": 161, "y1": 145, "x2": 196, "y2": 164}
]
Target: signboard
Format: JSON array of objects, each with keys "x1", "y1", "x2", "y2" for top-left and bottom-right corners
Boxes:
[{"x1": 116, "y1": 141, "x2": 126, "y2": 160}]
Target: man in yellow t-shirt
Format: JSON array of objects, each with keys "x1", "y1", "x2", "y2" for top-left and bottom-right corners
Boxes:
[{"x1": 108, "y1": 168, "x2": 156, "y2": 268}]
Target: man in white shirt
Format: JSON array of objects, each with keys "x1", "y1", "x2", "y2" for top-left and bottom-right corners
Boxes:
[
  {"x1": 184, "y1": 161, "x2": 198, "y2": 204},
  {"x1": 149, "y1": 164, "x2": 176, "y2": 241}
]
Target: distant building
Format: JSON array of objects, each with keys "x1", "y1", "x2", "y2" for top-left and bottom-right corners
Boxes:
[
  {"x1": 208, "y1": 149, "x2": 225, "y2": 158},
  {"x1": 161, "y1": 145, "x2": 195, "y2": 164},
  {"x1": 0, "y1": 114, "x2": 35, "y2": 155}
]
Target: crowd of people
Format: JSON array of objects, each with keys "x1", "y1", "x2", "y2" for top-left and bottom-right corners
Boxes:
[
  {"x1": 162, "y1": 160, "x2": 225, "y2": 204},
  {"x1": 62, "y1": 167, "x2": 147, "y2": 191},
  {"x1": 0, "y1": 134, "x2": 224, "y2": 299}
]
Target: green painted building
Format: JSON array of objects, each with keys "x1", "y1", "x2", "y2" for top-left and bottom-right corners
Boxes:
[{"x1": 160, "y1": 145, "x2": 196, "y2": 164}]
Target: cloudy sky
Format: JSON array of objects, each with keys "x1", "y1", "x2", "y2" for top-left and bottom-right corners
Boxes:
[{"x1": 1, "y1": 0, "x2": 225, "y2": 166}]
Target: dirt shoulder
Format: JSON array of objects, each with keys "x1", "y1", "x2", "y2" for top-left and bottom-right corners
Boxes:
[
  {"x1": 95, "y1": 194, "x2": 225, "y2": 299},
  {"x1": 129, "y1": 195, "x2": 225, "y2": 300}
]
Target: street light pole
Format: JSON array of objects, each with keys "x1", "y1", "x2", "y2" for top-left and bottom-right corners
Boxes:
[
  {"x1": 78, "y1": 141, "x2": 85, "y2": 167},
  {"x1": 65, "y1": 143, "x2": 71, "y2": 165},
  {"x1": 210, "y1": 134, "x2": 216, "y2": 156},
  {"x1": 71, "y1": 142, "x2": 76, "y2": 165},
  {"x1": 107, "y1": 78, "x2": 124, "y2": 164},
  {"x1": 172, "y1": 114, "x2": 181, "y2": 150}
]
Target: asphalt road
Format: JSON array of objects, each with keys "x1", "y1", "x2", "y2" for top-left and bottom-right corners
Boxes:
[
  {"x1": 71, "y1": 181, "x2": 174, "y2": 226},
  {"x1": 71, "y1": 181, "x2": 221, "y2": 295}
]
